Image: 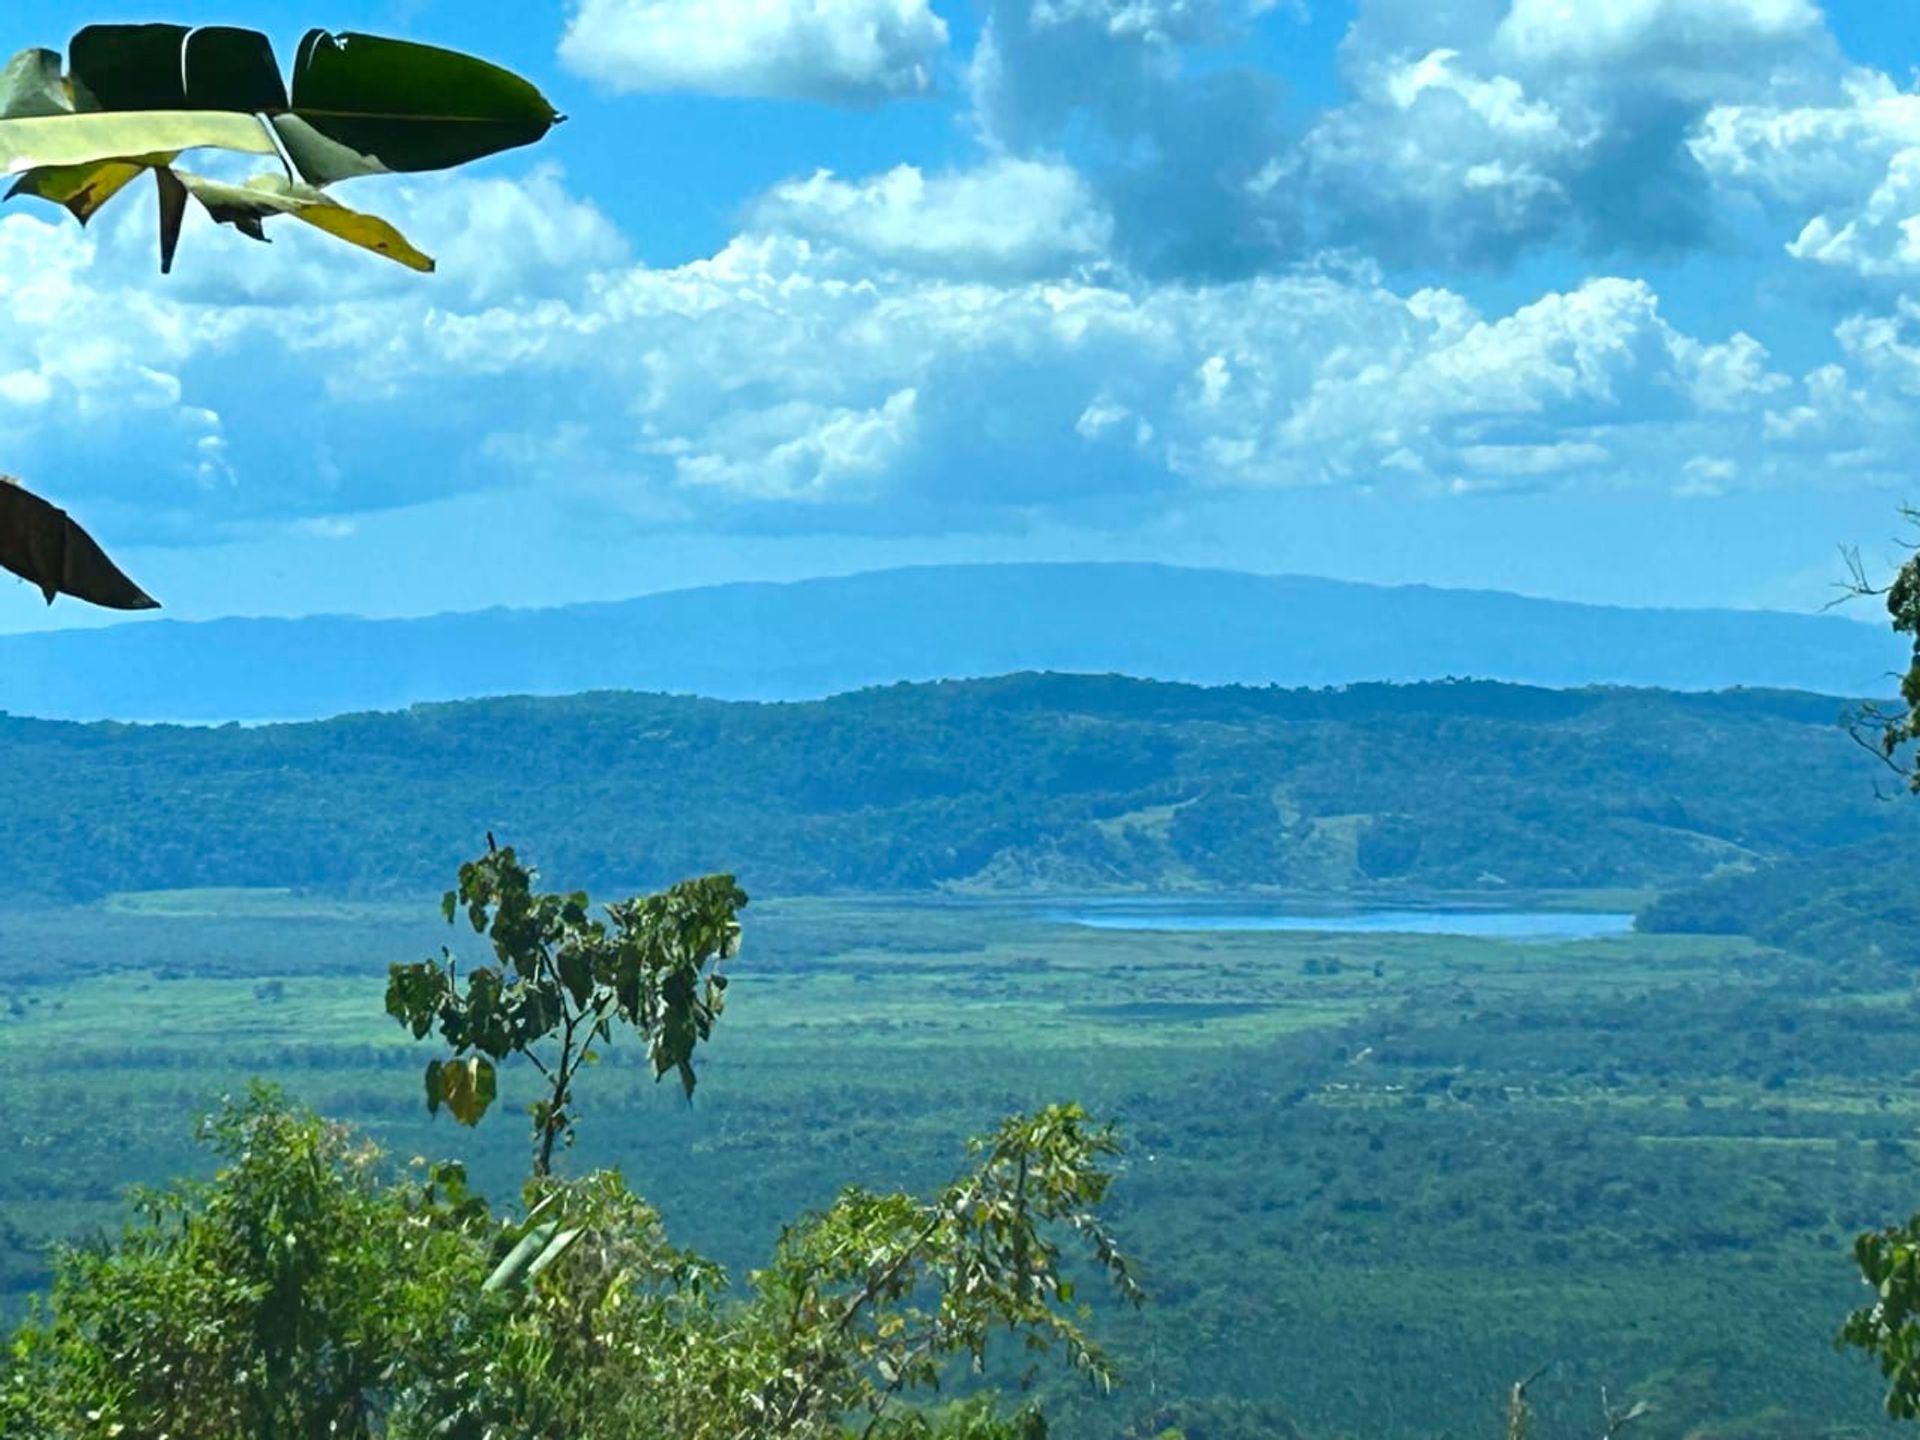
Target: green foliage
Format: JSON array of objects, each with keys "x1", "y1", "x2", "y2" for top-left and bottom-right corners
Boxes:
[
  {"x1": 9, "y1": 893, "x2": 1902, "y2": 1437},
  {"x1": 744, "y1": 1105, "x2": 1140, "y2": 1435},
  {"x1": 386, "y1": 844, "x2": 746, "y2": 1174},
  {"x1": 1637, "y1": 842, "x2": 1920, "y2": 966},
  {"x1": 1842, "y1": 1209, "x2": 1920, "y2": 1415},
  {"x1": 0, "y1": 1091, "x2": 1133, "y2": 1440},
  {"x1": 0, "y1": 677, "x2": 1907, "y2": 903}
]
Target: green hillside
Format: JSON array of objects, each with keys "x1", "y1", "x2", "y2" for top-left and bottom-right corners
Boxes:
[
  {"x1": 0, "y1": 673, "x2": 1899, "y2": 900},
  {"x1": 1638, "y1": 841, "x2": 1920, "y2": 967}
]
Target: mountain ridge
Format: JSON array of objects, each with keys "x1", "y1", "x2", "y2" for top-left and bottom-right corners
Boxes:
[
  {"x1": 0, "y1": 562, "x2": 1899, "y2": 722},
  {"x1": 0, "y1": 672, "x2": 1904, "y2": 902}
]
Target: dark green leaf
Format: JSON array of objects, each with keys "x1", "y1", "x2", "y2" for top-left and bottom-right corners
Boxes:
[
  {"x1": 0, "y1": 476, "x2": 159, "y2": 609},
  {"x1": 276, "y1": 29, "x2": 560, "y2": 186},
  {"x1": 152, "y1": 163, "x2": 185, "y2": 273},
  {"x1": 67, "y1": 24, "x2": 191, "y2": 110}
]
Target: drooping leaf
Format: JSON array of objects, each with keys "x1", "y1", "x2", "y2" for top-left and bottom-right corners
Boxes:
[
  {"x1": 0, "y1": 49, "x2": 71, "y2": 118},
  {"x1": 1, "y1": 27, "x2": 557, "y2": 277},
  {"x1": 423, "y1": 1058, "x2": 444, "y2": 1117},
  {"x1": 153, "y1": 163, "x2": 186, "y2": 274},
  {"x1": 274, "y1": 29, "x2": 560, "y2": 186},
  {"x1": 0, "y1": 476, "x2": 159, "y2": 610},
  {"x1": 438, "y1": 1055, "x2": 497, "y2": 1127},
  {"x1": 7, "y1": 154, "x2": 165, "y2": 223},
  {"x1": 178, "y1": 170, "x2": 434, "y2": 271}
]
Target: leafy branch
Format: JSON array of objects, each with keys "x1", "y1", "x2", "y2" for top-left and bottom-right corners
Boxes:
[
  {"x1": 386, "y1": 841, "x2": 746, "y2": 1178},
  {"x1": 739, "y1": 1104, "x2": 1143, "y2": 1438}
]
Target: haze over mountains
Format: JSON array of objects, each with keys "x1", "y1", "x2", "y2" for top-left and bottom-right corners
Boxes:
[{"x1": 0, "y1": 563, "x2": 1901, "y2": 723}]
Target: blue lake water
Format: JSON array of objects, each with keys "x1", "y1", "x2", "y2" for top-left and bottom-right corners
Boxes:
[{"x1": 1048, "y1": 908, "x2": 1636, "y2": 940}]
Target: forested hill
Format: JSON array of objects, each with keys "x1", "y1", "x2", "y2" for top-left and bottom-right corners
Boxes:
[
  {"x1": 0, "y1": 674, "x2": 1905, "y2": 902},
  {"x1": 0, "y1": 562, "x2": 1902, "y2": 722},
  {"x1": 1637, "y1": 841, "x2": 1920, "y2": 965}
]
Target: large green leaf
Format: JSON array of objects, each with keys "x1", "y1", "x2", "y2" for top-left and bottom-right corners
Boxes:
[
  {"x1": 274, "y1": 29, "x2": 561, "y2": 185},
  {"x1": 0, "y1": 109, "x2": 275, "y2": 175},
  {"x1": 0, "y1": 477, "x2": 158, "y2": 610},
  {"x1": 68, "y1": 24, "x2": 287, "y2": 113},
  {"x1": 0, "y1": 27, "x2": 558, "y2": 275}
]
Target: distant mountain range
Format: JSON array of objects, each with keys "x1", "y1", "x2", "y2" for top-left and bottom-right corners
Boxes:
[{"x1": 0, "y1": 563, "x2": 1902, "y2": 722}]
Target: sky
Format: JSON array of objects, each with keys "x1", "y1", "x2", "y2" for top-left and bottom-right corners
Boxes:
[{"x1": 2, "y1": 0, "x2": 1920, "y2": 631}]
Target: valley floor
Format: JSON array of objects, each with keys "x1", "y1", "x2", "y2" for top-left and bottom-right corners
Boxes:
[{"x1": 0, "y1": 891, "x2": 1910, "y2": 1439}]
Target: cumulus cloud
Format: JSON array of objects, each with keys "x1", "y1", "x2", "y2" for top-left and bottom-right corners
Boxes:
[
  {"x1": 749, "y1": 157, "x2": 1112, "y2": 278},
  {"x1": 1289, "y1": 0, "x2": 1848, "y2": 267},
  {"x1": 559, "y1": 0, "x2": 949, "y2": 104},
  {"x1": 283, "y1": 209, "x2": 1842, "y2": 526},
  {"x1": 967, "y1": 0, "x2": 1293, "y2": 279},
  {"x1": 951, "y1": 0, "x2": 1858, "y2": 280},
  {"x1": 1492, "y1": 0, "x2": 1823, "y2": 79},
  {"x1": 1691, "y1": 73, "x2": 1920, "y2": 285},
  {"x1": 2, "y1": 156, "x2": 1911, "y2": 552}
]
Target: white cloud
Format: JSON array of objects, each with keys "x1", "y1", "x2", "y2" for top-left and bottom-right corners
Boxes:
[
  {"x1": 1694, "y1": 73, "x2": 1920, "y2": 282},
  {"x1": 1460, "y1": 441, "x2": 1610, "y2": 476},
  {"x1": 1678, "y1": 454, "x2": 1737, "y2": 496},
  {"x1": 1284, "y1": 0, "x2": 1847, "y2": 266},
  {"x1": 3, "y1": 163, "x2": 1914, "y2": 548},
  {"x1": 671, "y1": 390, "x2": 920, "y2": 500},
  {"x1": 1495, "y1": 0, "x2": 1822, "y2": 75},
  {"x1": 559, "y1": 0, "x2": 950, "y2": 104},
  {"x1": 751, "y1": 158, "x2": 1112, "y2": 277}
]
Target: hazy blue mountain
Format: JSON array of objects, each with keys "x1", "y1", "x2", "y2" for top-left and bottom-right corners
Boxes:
[{"x1": 0, "y1": 562, "x2": 1900, "y2": 722}]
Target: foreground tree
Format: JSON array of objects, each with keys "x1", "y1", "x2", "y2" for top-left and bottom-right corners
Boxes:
[
  {"x1": 1840, "y1": 529, "x2": 1920, "y2": 1412},
  {"x1": 386, "y1": 843, "x2": 747, "y2": 1177},
  {"x1": 0, "y1": 22, "x2": 560, "y2": 610},
  {"x1": 1, "y1": 846, "x2": 1140, "y2": 1438},
  {"x1": 0, "y1": 1091, "x2": 1136, "y2": 1440}
]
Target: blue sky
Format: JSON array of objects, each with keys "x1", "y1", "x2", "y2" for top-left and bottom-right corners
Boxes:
[{"x1": 2, "y1": 0, "x2": 1919, "y2": 630}]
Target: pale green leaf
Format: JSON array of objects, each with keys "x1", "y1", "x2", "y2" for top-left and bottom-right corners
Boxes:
[
  {"x1": 0, "y1": 109, "x2": 275, "y2": 175},
  {"x1": 0, "y1": 49, "x2": 70, "y2": 119}
]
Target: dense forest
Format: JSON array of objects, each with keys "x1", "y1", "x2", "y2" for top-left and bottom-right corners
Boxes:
[
  {"x1": 1637, "y1": 843, "x2": 1920, "y2": 967},
  {"x1": 0, "y1": 674, "x2": 1901, "y2": 901}
]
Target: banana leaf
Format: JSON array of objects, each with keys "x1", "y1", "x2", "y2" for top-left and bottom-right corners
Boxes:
[{"x1": 0, "y1": 478, "x2": 158, "y2": 610}]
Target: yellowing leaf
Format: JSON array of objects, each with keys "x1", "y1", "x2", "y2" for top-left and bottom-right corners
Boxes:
[
  {"x1": 179, "y1": 171, "x2": 435, "y2": 272},
  {"x1": 437, "y1": 1056, "x2": 496, "y2": 1127},
  {"x1": 5, "y1": 155, "x2": 159, "y2": 222}
]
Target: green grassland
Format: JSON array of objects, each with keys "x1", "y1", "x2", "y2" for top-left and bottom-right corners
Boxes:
[{"x1": 2, "y1": 890, "x2": 1916, "y2": 1439}]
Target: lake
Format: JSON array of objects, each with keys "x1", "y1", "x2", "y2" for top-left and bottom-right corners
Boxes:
[{"x1": 1047, "y1": 906, "x2": 1637, "y2": 940}]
